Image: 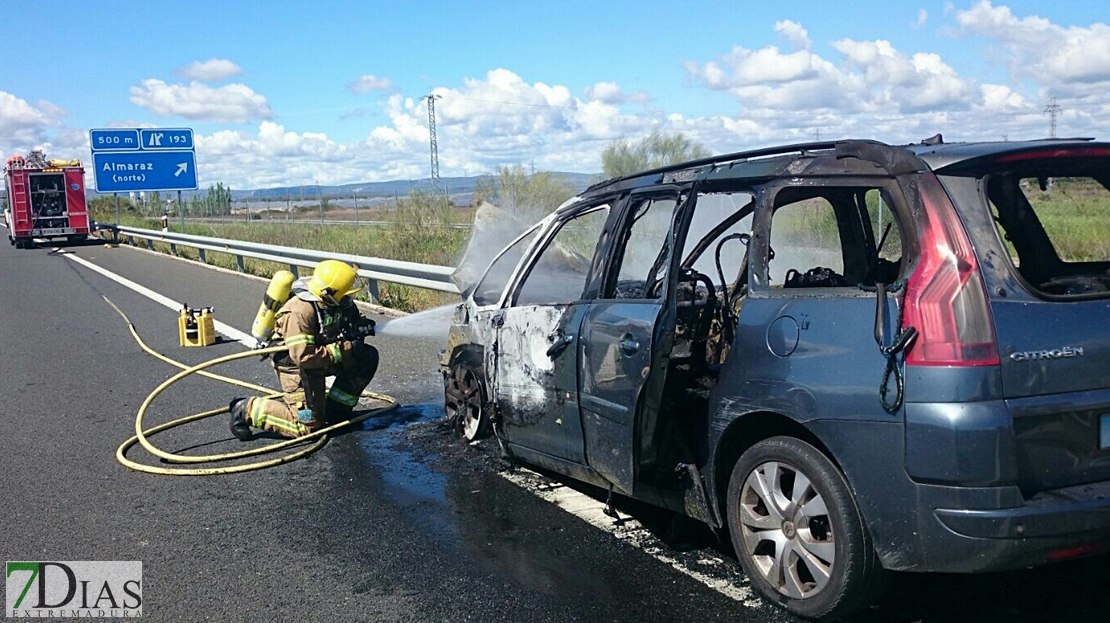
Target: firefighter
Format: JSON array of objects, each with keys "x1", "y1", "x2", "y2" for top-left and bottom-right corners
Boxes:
[{"x1": 229, "y1": 260, "x2": 379, "y2": 440}]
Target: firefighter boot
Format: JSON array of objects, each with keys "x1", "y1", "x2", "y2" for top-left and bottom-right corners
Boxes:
[
  {"x1": 229, "y1": 398, "x2": 254, "y2": 441},
  {"x1": 324, "y1": 398, "x2": 354, "y2": 426}
]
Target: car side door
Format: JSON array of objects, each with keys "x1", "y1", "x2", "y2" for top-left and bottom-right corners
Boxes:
[{"x1": 493, "y1": 203, "x2": 612, "y2": 463}]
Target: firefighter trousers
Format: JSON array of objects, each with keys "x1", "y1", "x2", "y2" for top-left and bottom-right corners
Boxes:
[{"x1": 245, "y1": 345, "x2": 379, "y2": 439}]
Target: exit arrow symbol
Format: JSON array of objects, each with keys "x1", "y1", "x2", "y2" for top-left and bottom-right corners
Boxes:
[{"x1": 175, "y1": 162, "x2": 188, "y2": 177}]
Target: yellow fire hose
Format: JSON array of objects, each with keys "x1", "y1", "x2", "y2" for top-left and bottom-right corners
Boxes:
[{"x1": 104, "y1": 296, "x2": 397, "y2": 476}]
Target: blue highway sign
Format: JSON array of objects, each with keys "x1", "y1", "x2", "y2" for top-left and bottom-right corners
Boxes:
[
  {"x1": 89, "y1": 126, "x2": 197, "y2": 193},
  {"x1": 90, "y1": 129, "x2": 141, "y2": 152},
  {"x1": 141, "y1": 128, "x2": 194, "y2": 150},
  {"x1": 92, "y1": 150, "x2": 198, "y2": 193}
]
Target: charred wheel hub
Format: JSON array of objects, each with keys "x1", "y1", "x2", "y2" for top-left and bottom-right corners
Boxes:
[
  {"x1": 782, "y1": 520, "x2": 797, "y2": 539},
  {"x1": 444, "y1": 361, "x2": 487, "y2": 441}
]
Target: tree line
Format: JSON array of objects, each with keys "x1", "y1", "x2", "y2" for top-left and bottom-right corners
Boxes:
[{"x1": 88, "y1": 182, "x2": 233, "y2": 220}]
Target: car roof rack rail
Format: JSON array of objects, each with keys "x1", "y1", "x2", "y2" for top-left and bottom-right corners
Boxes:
[{"x1": 589, "y1": 140, "x2": 846, "y2": 193}]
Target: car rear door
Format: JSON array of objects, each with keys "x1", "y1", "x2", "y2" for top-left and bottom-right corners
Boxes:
[{"x1": 936, "y1": 153, "x2": 1110, "y2": 491}]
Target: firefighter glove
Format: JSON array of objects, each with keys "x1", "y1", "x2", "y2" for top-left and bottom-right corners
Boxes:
[
  {"x1": 355, "y1": 316, "x2": 376, "y2": 337},
  {"x1": 339, "y1": 340, "x2": 358, "y2": 367}
]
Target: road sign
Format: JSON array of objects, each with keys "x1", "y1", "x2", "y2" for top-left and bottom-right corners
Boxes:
[
  {"x1": 140, "y1": 128, "x2": 193, "y2": 150},
  {"x1": 92, "y1": 150, "x2": 198, "y2": 193},
  {"x1": 89, "y1": 127, "x2": 197, "y2": 193},
  {"x1": 90, "y1": 129, "x2": 140, "y2": 151}
]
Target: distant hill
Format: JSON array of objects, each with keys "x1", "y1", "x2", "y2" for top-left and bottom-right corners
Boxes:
[{"x1": 230, "y1": 172, "x2": 598, "y2": 201}]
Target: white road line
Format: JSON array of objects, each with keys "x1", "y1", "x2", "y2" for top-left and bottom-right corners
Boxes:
[
  {"x1": 498, "y1": 468, "x2": 761, "y2": 606},
  {"x1": 59, "y1": 248, "x2": 255, "y2": 347}
]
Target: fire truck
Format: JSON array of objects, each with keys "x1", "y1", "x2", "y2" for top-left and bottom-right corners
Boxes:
[{"x1": 3, "y1": 149, "x2": 91, "y2": 248}]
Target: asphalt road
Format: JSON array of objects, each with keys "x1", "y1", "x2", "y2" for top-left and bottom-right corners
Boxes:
[{"x1": 1, "y1": 237, "x2": 1106, "y2": 622}]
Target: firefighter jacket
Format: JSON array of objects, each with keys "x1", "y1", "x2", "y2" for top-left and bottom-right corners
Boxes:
[{"x1": 273, "y1": 282, "x2": 362, "y2": 369}]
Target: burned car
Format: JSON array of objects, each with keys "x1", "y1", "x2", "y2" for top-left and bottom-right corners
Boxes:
[{"x1": 441, "y1": 138, "x2": 1110, "y2": 620}]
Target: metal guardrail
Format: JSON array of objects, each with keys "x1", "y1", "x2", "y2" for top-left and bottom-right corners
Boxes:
[
  {"x1": 96, "y1": 224, "x2": 460, "y2": 300},
  {"x1": 189, "y1": 216, "x2": 473, "y2": 229}
]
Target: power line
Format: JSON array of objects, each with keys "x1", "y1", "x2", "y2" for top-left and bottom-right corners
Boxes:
[
  {"x1": 1043, "y1": 97, "x2": 1062, "y2": 138},
  {"x1": 422, "y1": 93, "x2": 442, "y2": 189}
]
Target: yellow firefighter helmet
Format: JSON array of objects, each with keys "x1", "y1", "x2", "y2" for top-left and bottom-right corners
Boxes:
[{"x1": 308, "y1": 260, "x2": 362, "y2": 305}]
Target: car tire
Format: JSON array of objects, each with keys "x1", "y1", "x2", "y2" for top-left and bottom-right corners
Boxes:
[
  {"x1": 726, "y1": 436, "x2": 885, "y2": 621},
  {"x1": 444, "y1": 360, "x2": 490, "y2": 441}
]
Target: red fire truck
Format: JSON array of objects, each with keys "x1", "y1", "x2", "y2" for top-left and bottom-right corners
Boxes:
[{"x1": 4, "y1": 150, "x2": 91, "y2": 248}]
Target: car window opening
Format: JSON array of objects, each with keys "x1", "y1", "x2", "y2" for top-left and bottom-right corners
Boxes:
[
  {"x1": 984, "y1": 162, "x2": 1110, "y2": 297},
  {"x1": 514, "y1": 206, "x2": 610, "y2": 306}
]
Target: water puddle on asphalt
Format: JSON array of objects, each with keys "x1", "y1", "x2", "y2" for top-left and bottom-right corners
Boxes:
[{"x1": 356, "y1": 403, "x2": 457, "y2": 538}]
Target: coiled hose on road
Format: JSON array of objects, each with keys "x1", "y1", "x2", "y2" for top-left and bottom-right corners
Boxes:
[{"x1": 104, "y1": 295, "x2": 397, "y2": 476}]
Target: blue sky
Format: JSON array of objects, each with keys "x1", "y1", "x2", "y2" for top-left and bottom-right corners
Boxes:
[{"x1": 3, "y1": 1, "x2": 1109, "y2": 190}]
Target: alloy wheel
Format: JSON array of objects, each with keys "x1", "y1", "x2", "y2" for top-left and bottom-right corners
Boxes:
[
  {"x1": 444, "y1": 364, "x2": 486, "y2": 440},
  {"x1": 737, "y1": 460, "x2": 836, "y2": 599}
]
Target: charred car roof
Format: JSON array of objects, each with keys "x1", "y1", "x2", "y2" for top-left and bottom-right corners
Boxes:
[{"x1": 576, "y1": 137, "x2": 1109, "y2": 205}]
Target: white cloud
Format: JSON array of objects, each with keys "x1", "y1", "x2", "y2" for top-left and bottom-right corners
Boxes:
[
  {"x1": 181, "y1": 69, "x2": 666, "y2": 187},
  {"x1": 831, "y1": 39, "x2": 972, "y2": 111},
  {"x1": 129, "y1": 79, "x2": 273, "y2": 123},
  {"x1": 0, "y1": 91, "x2": 66, "y2": 149},
  {"x1": 583, "y1": 81, "x2": 651, "y2": 104},
  {"x1": 673, "y1": 12, "x2": 1110, "y2": 148},
  {"x1": 176, "y1": 58, "x2": 243, "y2": 82},
  {"x1": 914, "y1": 9, "x2": 929, "y2": 29},
  {"x1": 685, "y1": 28, "x2": 974, "y2": 117},
  {"x1": 197, "y1": 119, "x2": 431, "y2": 188},
  {"x1": 978, "y1": 83, "x2": 1025, "y2": 111},
  {"x1": 349, "y1": 74, "x2": 393, "y2": 93},
  {"x1": 775, "y1": 20, "x2": 811, "y2": 51},
  {"x1": 953, "y1": 1, "x2": 1110, "y2": 87}
]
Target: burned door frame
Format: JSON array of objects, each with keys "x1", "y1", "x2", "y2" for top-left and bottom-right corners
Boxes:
[
  {"x1": 491, "y1": 202, "x2": 614, "y2": 463},
  {"x1": 715, "y1": 174, "x2": 916, "y2": 429},
  {"x1": 578, "y1": 185, "x2": 689, "y2": 494}
]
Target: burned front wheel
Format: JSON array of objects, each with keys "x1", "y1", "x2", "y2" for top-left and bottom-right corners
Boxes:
[
  {"x1": 444, "y1": 361, "x2": 489, "y2": 441},
  {"x1": 726, "y1": 437, "x2": 885, "y2": 620}
]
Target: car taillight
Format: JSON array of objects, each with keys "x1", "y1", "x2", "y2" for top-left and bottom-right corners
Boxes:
[{"x1": 903, "y1": 176, "x2": 1000, "y2": 366}]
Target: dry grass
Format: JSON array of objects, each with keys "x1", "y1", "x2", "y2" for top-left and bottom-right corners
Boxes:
[{"x1": 102, "y1": 193, "x2": 468, "y2": 312}]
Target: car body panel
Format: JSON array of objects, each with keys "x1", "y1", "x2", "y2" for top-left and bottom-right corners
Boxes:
[
  {"x1": 441, "y1": 138, "x2": 1110, "y2": 580},
  {"x1": 493, "y1": 303, "x2": 588, "y2": 463}
]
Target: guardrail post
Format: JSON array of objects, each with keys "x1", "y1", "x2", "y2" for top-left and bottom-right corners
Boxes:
[
  {"x1": 170, "y1": 243, "x2": 177, "y2": 255},
  {"x1": 147, "y1": 238, "x2": 154, "y2": 251},
  {"x1": 289, "y1": 264, "x2": 298, "y2": 277},
  {"x1": 199, "y1": 248, "x2": 207, "y2": 264},
  {"x1": 236, "y1": 254, "x2": 246, "y2": 272},
  {"x1": 367, "y1": 278, "x2": 380, "y2": 304}
]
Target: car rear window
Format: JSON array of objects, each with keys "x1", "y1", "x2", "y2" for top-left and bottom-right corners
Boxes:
[{"x1": 982, "y1": 156, "x2": 1110, "y2": 297}]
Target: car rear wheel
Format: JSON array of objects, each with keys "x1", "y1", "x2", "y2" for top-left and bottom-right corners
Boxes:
[
  {"x1": 444, "y1": 361, "x2": 489, "y2": 441},
  {"x1": 726, "y1": 436, "x2": 885, "y2": 620}
]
